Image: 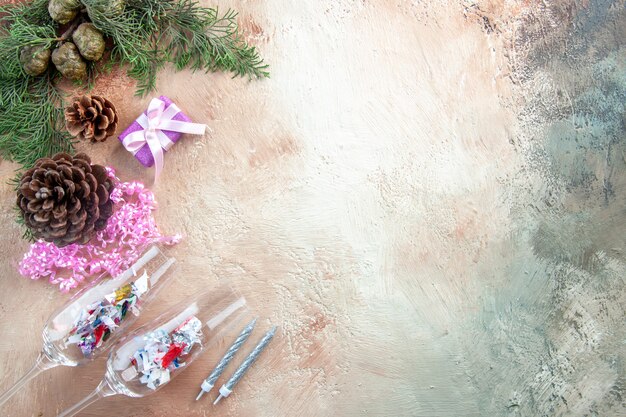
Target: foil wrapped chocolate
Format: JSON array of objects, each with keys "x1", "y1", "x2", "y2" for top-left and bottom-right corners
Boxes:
[
  {"x1": 64, "y1": 272, "x2": 150, "y2": 357},
  {"x1": 171, "y1": 316, "x2": 203, "y2": 355},
  {"x1": 127, "y1": 315, "x2": 204, "y2": 390}
]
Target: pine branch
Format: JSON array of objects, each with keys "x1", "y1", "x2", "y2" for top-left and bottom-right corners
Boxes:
[
  {"x1": 0, "y1": 0, "x2": 268, "y2": 170},
  {"x1": 81, "y1": 0, "x2": 161, "y2": 94},
  {"x1": 0, "y1": 2, "x2": 58, "y2": 82},
  {"x1": 85, "y1": 0, "x2": 268, "y2": 95},
  {"x1": 195, "y1": 8, "x2": 269, "y2": 78},
  {"x1": 0, "y1": 1, "x2": 73, "y2": 167},
  {"x1": 0, "y1": 74, "x2": 74, "y2": 167},
  {"x1": 0, "y1": 0, "x2": 55, "y2": 27},
  {"x1": 160, "y1": 2, "x2": 269, "y2": 78}
]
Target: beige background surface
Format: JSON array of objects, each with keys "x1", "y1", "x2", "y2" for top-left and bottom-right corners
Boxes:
[{"x1": 0, "y1": 0, "x2": 625, "y2": 416}]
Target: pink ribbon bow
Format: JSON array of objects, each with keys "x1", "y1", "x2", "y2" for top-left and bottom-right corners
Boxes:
[{"x1": 121, "y1": 98, "x2": 206, "y2": 180}]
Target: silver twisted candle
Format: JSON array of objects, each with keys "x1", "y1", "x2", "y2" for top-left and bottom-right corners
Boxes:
[
  {"x1": 195, "y1": 318, "x2": 257, "y2": 401},
  {"x1": 213, "y1": 326, "x2": 277, "y2": 404}
]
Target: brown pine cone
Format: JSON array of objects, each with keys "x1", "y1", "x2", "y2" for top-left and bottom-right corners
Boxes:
[
  {"x1": 65, "y1": 95, "x2": 119, "y2": 142},
  {"x1": 17, "y1": 152, "x2": 115, "y2": 247}
]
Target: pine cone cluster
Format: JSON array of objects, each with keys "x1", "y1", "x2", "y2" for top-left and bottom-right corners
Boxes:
[
  {"x1": 20, "y1": 0, "x2": 120, "y2": 79},
  {"x1": 65, "y1": 95, "x2": 119, "y2": 142},
  {"x1": 17, "y1": 152, "x2": 115, "y2": 247}
]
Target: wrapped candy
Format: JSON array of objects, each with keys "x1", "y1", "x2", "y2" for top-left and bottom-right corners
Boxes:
[
  {"x1": 129, "y1": 316, "x2": 203, "y2": 390},
  {"x1": 0, "y1": 246, "x2": 177, "y2": 408},
  {"x1": 65, "y1": 272, "x2": 150, "y2": 357},
  {"x1": 56, "y1": 287, "x2": 253, "y2": 416}
]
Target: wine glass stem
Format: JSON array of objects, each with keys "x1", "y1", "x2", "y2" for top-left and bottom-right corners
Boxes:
[
  {"x1": 0, "y1": 352, "x2": 56, "y2": 407},
  {"x1": 57, "y1": 380, "x2": 115, "y2": 417}
]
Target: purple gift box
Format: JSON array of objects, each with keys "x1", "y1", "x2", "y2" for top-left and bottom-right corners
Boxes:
[{"x1": 118, "y1": 96, "x2": 192, "y2": 168}]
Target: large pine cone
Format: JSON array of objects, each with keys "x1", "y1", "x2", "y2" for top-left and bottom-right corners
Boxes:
[
  {"x1": 17, "y1": 152, "x2": 115, "y2": 247},
  {"x1": 65, "y1": 95, "x2": 118, "y2": 142}
]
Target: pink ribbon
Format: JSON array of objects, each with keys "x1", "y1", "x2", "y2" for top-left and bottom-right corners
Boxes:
[{"x1": 121, "y1": 98, "x2": 206, "y2": 180}]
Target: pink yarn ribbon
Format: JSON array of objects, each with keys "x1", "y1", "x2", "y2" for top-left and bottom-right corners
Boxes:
[
  {"x1": 18, "y1": 167, "x2": 181, "y2": 292},
  {"x1": 121, "y1": 98, "x2": 206, "y2": 180}
]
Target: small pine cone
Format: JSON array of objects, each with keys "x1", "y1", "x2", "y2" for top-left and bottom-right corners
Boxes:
[
  {"x1": 48, "y1": 0, "x2": 80, "y2": 24},
  {"x1": 89, "y1": 0, "x2": 125, "y2": 17},
  {"x1": 17, "y1": 152, "x2": 115, "y2": 247},
  {"x1": 72, "y1": 23, "x2": 105, "y2": 61},
  {"x1": 19, "y1": 45, "x2": 51, "y2": 76},
  {"x1": 51, "y1": 42, "x2": 87, "y2": 80},
  {"x1": 65, "y1": 95, "x2": 119, "y2": 142}
]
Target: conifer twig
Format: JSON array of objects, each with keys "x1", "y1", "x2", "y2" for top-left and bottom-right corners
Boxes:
[{"x1": 0, "y1": 0, "x2": 269, "y2": 169}]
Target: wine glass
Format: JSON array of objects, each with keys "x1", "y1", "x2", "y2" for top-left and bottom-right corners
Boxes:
[
  {"x1": 57, "y1": 286, "x2": 250, "y2": 416},
  {"x1": 0, "y1": 245, "x2": 176, "y2": 407}
]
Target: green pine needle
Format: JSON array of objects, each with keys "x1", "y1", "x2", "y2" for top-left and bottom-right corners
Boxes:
[
  {"x1": 0, "y1": 0, "x2": 269, "y2": 169},
  {"x1": 84, "y1": 0, "x2": 269, "y2": 95},
  {"x1": 0, "y1": 0, "x2": 74, "y2": 167}
]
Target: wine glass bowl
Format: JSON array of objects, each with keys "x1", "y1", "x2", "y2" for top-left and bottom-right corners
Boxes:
[
  {"x1": 43, "y1": 245, "x2": 175, "y2": 366},
  {"x1": 0, "y1": 245, "x2": 176, "y2": 407},
  {"x1": 57, "y1": 286, "x2": 250, "y2": 416}
]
